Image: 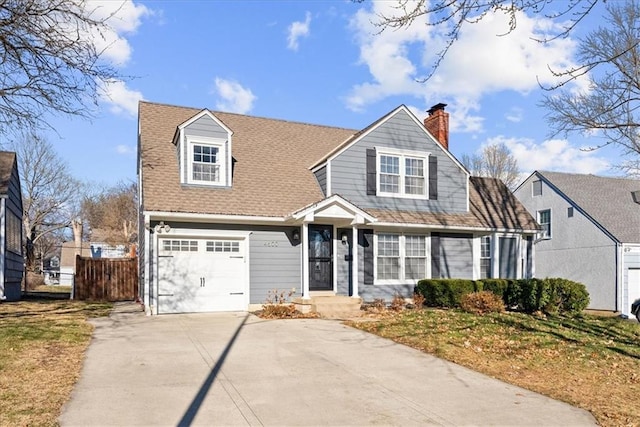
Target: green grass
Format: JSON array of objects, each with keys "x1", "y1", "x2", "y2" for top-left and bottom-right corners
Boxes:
[
  {"x1": 0, "y1": 300, "x2": 112, "y2": 426},
  {"x1": 348, "y1": 308, "x2": 640, "y2": 427}
]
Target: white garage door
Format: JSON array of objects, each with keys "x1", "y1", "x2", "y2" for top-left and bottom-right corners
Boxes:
[{"x1": 157, "y1": 238, "x2": 247, "y2": 314}]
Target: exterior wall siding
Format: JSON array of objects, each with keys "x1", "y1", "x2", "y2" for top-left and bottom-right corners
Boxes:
[
  {"x1": 314, "y1": 166, "x2": 327, "y2": 196},
  {"x1": 515, "y1": 175, "x2": 617, "y2": 310},
  {"x1": 336, "y1": 228, "x2": 351, "y2": 295},
  {"x1": 437, "y1": 234, "x2": 473, "y2": 279},
  {"x1": 330, "y1": 109, "x2": 468, "y2": 213},
  {"x1": 3, "y1": 161, "x2": 23, "y2": 301}
]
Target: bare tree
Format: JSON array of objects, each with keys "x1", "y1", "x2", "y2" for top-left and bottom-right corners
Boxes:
[
  {"x1": 359, "y1": 0, "x2": 599, "y2": 81},
  {"x1": 82, "y1": 181, "x2": 137, "y2": 245},
  {"x1": 9, "y1": 133, "x2": 81, "y2": 271},
  {"x1": 0, "y1": 0, "x2": 124, "y2": 135},
  {"x1": 461, "y1": 143, "x2": 520, "y2": 190},
  {"x1": 543, "y1": 1, "x2": 640, "y2": 170}
]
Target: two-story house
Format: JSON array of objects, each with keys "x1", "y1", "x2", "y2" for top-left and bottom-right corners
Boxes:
[
  {"x1": 138, "y1": 101, "x2": 539, "y2": 315},
  {"x1": 515, "y1": 171, "x2": 640, "y2": 317}
]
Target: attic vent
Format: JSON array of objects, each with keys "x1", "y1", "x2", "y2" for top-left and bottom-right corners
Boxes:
[{"x1": 632, "y1": 190, "x2": 640, "y2": 204}]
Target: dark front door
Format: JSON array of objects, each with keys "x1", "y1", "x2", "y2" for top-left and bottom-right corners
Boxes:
[{"x1": 309, "y1": 225, "x2": 333, "y2": 291}]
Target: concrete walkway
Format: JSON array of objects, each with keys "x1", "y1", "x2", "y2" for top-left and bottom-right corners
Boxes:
[{"x1": 59, "y1": 308, "x2": 597, "y2": 426}]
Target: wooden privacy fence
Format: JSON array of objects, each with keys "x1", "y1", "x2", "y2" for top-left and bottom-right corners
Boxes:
[{"x1": 74, "y1": 255, "x2": 138, "y2": 301}]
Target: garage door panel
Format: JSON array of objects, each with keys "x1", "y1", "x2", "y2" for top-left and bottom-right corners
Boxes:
[{"x1": 157, "y1": 238, "x2": 248, "y2": 314}]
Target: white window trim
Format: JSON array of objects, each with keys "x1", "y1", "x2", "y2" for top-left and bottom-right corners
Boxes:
[
  {"x1": 537, "y1": 209, "x2": 552, "y2": 239},
  {"x1": 373, "y1": 232, "x2": 430, "y2": 285},
  {"x1": 375, "y1": 147, "x2": 430, "y2": 200},
  {"x1": 186, "y1": 135, "x2": 228, "y2": 186},
  {"x1": 479, "y1": 235, "x2": 492, "y2": 279}
]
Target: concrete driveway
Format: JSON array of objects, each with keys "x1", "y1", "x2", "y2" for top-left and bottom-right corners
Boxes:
[{"x1": 59, "y1": 307, "x2": 597, "y2": 426}]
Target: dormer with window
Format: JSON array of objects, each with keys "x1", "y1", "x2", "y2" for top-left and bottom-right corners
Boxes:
[{"x1": 173, "y1": 110, "x2": 233, "y2": 187}]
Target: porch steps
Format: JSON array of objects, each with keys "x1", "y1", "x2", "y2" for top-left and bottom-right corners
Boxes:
[{"x1": 294, "y1": 295, "x2": 363, "y2": 319}]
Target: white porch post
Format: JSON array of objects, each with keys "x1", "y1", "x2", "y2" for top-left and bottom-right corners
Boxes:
[
  {"x1": 302, "y1": 222, "x2": 310, "y2": 300},
  {"x1": 351, "y1": 225, "x2": 359, "y2": 298}
]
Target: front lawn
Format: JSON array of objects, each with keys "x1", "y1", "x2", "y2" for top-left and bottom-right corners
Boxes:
[
  {"x1": 347, "y1": 309, "x2": 640, "y2": 427},
  {"x1": 0, "y1": 300, "x2": 112, "y2": 426}
]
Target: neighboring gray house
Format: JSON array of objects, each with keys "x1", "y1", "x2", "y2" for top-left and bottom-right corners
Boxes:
[
  {"x1": 138, "y1": 101, "x2": 539, "y2": 315},
  {"x1": 0, "y1": 151, "x2": 24, "y2": 301},
  {"x1": 515, "y1": 171, "x2": 640, "y2": 317}
]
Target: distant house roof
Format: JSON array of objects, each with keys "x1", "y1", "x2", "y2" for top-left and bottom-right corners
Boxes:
[
  {"x1": 139, "y1": 101, "x2": 356, "y2": 217},
  {"x1": 370, "y1": 177, "x2": 539, "y2": 232},
  {"x1": 0, "y1": 151, "x2": 16, "y2": 195},
  {"x1": 536, "y1": 171, "x2": 640, "y2": 243}
]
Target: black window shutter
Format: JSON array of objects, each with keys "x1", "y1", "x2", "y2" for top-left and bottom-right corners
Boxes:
[
  {"x1": 360, "y1": 229, "x2": 374, "y2": 285},
  {"x1": 429, "y1": 156, "x2": 438, "y2": 200},
  {"x1": 366, "y1": 148, "x2": 376, "y2": 195},
  {"x1": 431, "y1": 233, "x2": 441, "y2": 279}
]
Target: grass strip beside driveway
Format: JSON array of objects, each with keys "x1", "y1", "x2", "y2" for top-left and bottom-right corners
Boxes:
[
  {"x1": 347, "y1": 309, "x2": 640, "y2": 427},
  {"x1": 0, "y1": 300, "x2": 112, "y2": 427}
]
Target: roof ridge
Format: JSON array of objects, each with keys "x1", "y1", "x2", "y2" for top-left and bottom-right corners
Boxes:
[
  {"x1": 140, "y1": 100, "x2": 357, "y2": 132},
  {"x1": 539, "y1": 170, "x2": 639, "y2": 183}
]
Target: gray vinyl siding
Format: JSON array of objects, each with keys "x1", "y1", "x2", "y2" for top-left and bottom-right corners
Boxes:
[
  {"x1": 249, "y1": 229, "x2": 301, "y2": 304},
  {"x1": 3, "y1": 161, "x2": 23, "y2": 301},
  {"x1": 148, "y1": 222, "x2": 301, "y2": 305},
  {"x1": 515, "y1": 175, "x2": 617, "y2": 310},
  {"x1": 182, "y1": 115, "x2": 230, "y2": 185},
  {"x1": 330, "y1": 109, "x2": 468, "y2": 213},
  {"x1": 437, "y1": 235, "x2": 473, "y2": 279},
  {"x1": 314, "y1": 166, "x2": 327, "y2": 196}
]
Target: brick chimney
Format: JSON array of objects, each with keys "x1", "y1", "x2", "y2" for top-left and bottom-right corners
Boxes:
[{"x1": 424, "y1": 103, "x2": 449, "y2": 150}]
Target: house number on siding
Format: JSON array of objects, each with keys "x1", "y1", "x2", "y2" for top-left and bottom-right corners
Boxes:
[{"x1": 263, "y1": 241, "x2": 279, "y2": 247}]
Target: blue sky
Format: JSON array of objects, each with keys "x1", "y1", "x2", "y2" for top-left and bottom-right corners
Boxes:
[{"x1": 41, "y1": 0, "x2": 621, "y2": 187}]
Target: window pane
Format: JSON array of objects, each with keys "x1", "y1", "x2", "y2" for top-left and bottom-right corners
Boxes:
[
  {"x1": 480, "y1": 259, "x2": 491, "y2": 279},
  {"x1": 378, "y1": 234, "x2": 399, "y2": 256},
  {"x1": 405, "y1": 257, "x2": 426, "y2": 280},
  {"x1": 380, "y1": 174, "x2": 399, "y2": 193},
  {"x1": 405, "y1": 158, "x2": 424, "y2": 177},
  {"x1": 405, "y1": 235, "x2": 425, "y2": 257},
  {"x1": 538, "y1": 210, "x2": 551, "y2": 237},
  {"x1": 480, "y1": 236, "x2": 491, "y2": 258},
  {"x1": 405, "y1": 176, "x2": 424, "y2": 195},
  {"x1": 377, "y1": 257, "x2": 400, "y2": 280},
  {"x1": 380, "y1": 155, "x2": 399, "y2": 174}
]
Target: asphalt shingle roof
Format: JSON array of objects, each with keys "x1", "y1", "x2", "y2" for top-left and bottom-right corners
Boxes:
[
  {"x1": 537, "y1": 171, "x2": 640, "y2": 243},
  {"x1": 369, "y1": 177, "x2": 539, "y2": 231},
  {"x1": 0, "y1": 151, "x2": 16, "y2": 196},
  {"x1": 139, "y1": 101, "x2": 538, "y2": 231}
]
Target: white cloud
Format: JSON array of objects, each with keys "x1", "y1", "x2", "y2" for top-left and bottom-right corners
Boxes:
[
  {"x1": 505, "y1": 107, "x2": 523, "y2": 123},
  {"x1": 116, "y1": 144, "x2": 135, "y2": 155},
  {"x1": 494, "y1": 136, "x2": 610, "y2": 175},
  {"x1": 287, "y1": 11, "x2": 312, "y2": 51},
  {"x1": 347, "y1": 2, "x2": 583, "y2": 132},
  {"x1": 98, "y1": 79, "x2": 144, "y2": 116},
  {"x1": 84, "y1": 1, "x2": 151, "y2": 66},
  {"x1": 213, "y1": 78, "x2": 257, "y2": 114}
]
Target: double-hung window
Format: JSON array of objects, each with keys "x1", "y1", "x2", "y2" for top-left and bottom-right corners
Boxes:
[
  {"x1": 376, "y1": 233, "x2": 428, "y2": 283},
  {"x1": 480, "y1": 236, "x2": 491, "y2": 279},
  {"x1": 377, "y1": 150, "x2": 428, "y2": 198},
  {"x1": 538, "y1": 209, "x2": 551, "y2": 239},
  {"x1": 193, "y1": 144, "x2": 220, "y2": 183}
]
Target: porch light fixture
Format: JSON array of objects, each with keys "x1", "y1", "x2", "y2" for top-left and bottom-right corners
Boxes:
[
  {"x1": 341, "y1": 231, "x2": 349, "y2": 245},
  {"x1": 154, "y1": 221, "x2": 171, "y2": 233},
  {"x1": 292, "y1": 229, "x2": 300, "y2": 242}
]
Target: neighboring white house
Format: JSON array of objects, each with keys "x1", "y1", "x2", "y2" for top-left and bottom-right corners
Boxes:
[{"x1": 515, "y1": 171, "x2": 640, "y2": 317}]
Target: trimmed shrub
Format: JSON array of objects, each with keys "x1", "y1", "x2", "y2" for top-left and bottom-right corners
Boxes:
[
  {"x1": 543, "y1": 277, "x2": 590, "y2": 315},
  {"x1": 415, "y1": 279, "x2": 476, "y2": 308},
  {"x1": 460, "y1": 291, "x2": 505, "y2": 314},
  {"x1": 478, "y1": 279, "x2": 509, "y2": 300}
]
